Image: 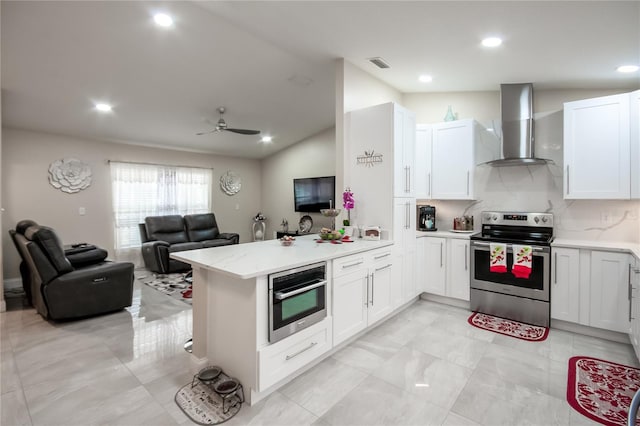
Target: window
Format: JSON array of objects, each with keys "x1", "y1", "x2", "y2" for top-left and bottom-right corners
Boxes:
[{"x1": 110, "y1": 162, "x2": 212, "y2": 253}]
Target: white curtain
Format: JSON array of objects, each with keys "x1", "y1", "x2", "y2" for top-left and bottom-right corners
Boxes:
[{"x1": 110, "y1": 162, "x2": 213, "y2": 264}]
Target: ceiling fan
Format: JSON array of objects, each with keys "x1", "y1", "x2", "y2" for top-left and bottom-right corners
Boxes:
[{"x1": 196, "y1": 107, "x2": 260, "y2": 136}]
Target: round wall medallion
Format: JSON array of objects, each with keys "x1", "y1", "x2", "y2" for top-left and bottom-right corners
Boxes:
[
  {"x1": 220, "y1": 171, "x2": 241, "y2": 195},
  {"x1": 48, "y1": 158, "x2": 92, "y2": 193}
]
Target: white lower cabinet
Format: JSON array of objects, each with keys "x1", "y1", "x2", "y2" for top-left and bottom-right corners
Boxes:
[
  {"x1": 551, "y1": 246, "x2": 636, "y2": 334},
  {"x1": 550, "y1": 247, "x2": 580, "y2": 323},
  {"x1": 448, "y1": 239, "x2": 471, "y2": 301},
  {"x1": 258, "y1": 319, "x2": 332, "y2": 391},
  {"x1": 590, "y1": 251, "x2": 632, "y2": 333},
  {"x1": 422, "y1": 237, "x2": 446, "y2": 295},
  {"x1": 629, "y1": 256, "x2": 640, "y2": 358},
  {"x1": 418, "y1": 236, "x2": 470, "y2": 301},
  {"x1": 333, "y1": 248, "x2": 394, "y2": 346}
]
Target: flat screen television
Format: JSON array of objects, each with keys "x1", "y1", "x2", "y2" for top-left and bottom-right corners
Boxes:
[{"x1": 293, "y1": 176, "x2": 336, "y2": 212}]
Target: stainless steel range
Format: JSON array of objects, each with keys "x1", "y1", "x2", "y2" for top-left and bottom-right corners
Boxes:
[{"x1": 470, "y1": 211, "x2": 554, "y2": 327}]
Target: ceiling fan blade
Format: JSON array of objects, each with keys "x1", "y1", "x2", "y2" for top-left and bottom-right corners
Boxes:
[
  {"x1": 196, "y1": 129, "x2": 218, "y2": 135},
  {"x1": 225, "y1": 128, "x2": 261, "y2": 135}
]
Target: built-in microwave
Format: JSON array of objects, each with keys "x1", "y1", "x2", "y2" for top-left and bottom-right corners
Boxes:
[{"x1": 268, "y1": 262, "x2": 327, "y2": 343}]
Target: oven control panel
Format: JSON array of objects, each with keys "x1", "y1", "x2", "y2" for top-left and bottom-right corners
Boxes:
[{"x1": 481, "y1": 211, "x2": 553, "y2": 227}]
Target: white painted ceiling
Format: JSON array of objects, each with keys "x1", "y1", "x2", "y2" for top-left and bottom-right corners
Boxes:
[{"x1": 2, "y1": 1, "x2": 639, "y2": 159}]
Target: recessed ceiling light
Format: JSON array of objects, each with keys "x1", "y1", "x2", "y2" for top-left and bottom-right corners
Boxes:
[
  {"x1": 153, "y1": 13, "x2": 173, "y2": 27},
  {"x1": 617, "y1": 65, "x2": 639, "y2": 73},
  {"x1": 261, "y1": 136, "x2": 272, "y2": 143},
  {"x1": 95, "y1": 103, "x2": 112, "y2": 112},
  {"x1": 418, "y1": 75, "x2": 433, "y2": 83},
  {"x1": 481, "y1": 37, "x2": 502, "y2": 47}
]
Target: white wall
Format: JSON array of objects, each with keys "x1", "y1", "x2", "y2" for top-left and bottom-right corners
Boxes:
[
  {"x1": 405, "y1": 89, "x2": 640, "y2": 243},
  {"x1": 261, "y1": 127, "x2": 335, "y2": 238},
  {"x1": 2, "y1": 128, "x2": 262, "y2": 279}
]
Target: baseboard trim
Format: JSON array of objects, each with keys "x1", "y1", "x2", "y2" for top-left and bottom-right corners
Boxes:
[
  {"x1": 551, "y1": 319, "x2": 631, "y2": 344},
  {"x1": 3, "y1": 278, "x2": 22, "y2": 290},
  {"x1": 420, "y1": 293, "x2": 470, "y2": 310}
]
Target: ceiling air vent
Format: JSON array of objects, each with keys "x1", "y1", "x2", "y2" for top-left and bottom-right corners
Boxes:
[{"x1": 368, "y1": 57, "x2": 390, "y2": 69}]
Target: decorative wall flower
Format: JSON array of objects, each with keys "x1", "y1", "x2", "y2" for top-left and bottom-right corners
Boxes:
[{"x1": 48, "y1": 158, "x2": 92, "y2": 193}]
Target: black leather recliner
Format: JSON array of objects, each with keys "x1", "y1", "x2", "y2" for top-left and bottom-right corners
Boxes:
[
  {"x1": 139, "y1": 213, "x2": 239, "y2": 274},
  {"x1": 11, "y1": 224, "x2": 134, "y2": 320}
]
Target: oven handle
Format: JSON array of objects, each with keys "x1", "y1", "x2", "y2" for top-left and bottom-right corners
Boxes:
[
  {"x1": 275, "y1": 280, "x2": 326, "y2": 300},
  {"x1": 471, "y1": 241, "x2": 549, "y2": 253}
]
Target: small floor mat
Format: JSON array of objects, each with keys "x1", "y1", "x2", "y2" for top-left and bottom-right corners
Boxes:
[
  {"x1": 137, "y1": 270, "x2": 192, "y2": 305},
  {"x1": 567, "y1": 356, "x2": 640, "y2": 426},
  {"x1": 467, "y1": 312, "x2": 549, "y2": 342},
  {"x1": 175, "y1": 379, "x2": 242, "y2": 425}
]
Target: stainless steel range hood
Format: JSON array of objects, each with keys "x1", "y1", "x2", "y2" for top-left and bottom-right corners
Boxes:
[{"x1": 485, "y1": 83, "x2": 552, "y2": 167}]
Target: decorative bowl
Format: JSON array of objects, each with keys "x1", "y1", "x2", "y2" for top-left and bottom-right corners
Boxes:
[
  {"x1": 319, "y1": 232, "x2": 340, "y2": 240},
  {"x1": 320, "y1": 208, "x2": 341, "y2": 217},
  {"x1": 280, "y1": 237, "x2": 295, "y2": 246}
]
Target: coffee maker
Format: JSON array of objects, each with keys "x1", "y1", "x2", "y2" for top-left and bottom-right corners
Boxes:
[{"x1": 418, "y1": 205, "x2": 437, "y2": 231}]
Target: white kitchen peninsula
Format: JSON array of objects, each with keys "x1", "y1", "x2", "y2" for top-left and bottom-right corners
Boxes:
[{"x1": 171, "y1": 234, "x2": 394, "y2": 405}]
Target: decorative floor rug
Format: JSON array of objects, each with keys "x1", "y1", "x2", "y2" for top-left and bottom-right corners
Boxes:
[
  {"x1": 467, "y1": 312, "x2": 549, "y2": 342},
  {"x1": 567, "y1": 356, "x2": 640, "y2": 426},
  {"x1": 175, "y1": 380, "x2": 241, "y2": 425},
  {"x1": 137, "y1": 270, "x2": 192, "y2": 305}
]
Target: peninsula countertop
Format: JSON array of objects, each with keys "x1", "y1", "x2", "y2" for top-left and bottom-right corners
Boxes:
[{"x1": 170, "y1": 234, "x2": 395, "y2": 279}]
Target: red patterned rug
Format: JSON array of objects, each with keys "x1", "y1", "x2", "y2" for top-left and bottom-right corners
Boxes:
[
  {"x1": 467, "y1": 312, "x2": 549, "y2": 342},
  {"x1": 567, "y1": 356, "x2": 640, "y2": 426}
]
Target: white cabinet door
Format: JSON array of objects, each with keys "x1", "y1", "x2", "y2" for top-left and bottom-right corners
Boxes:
[
  {"x1": 333, "y1": 269, "x2": 368, "y2": 346},
  {"x1": 423, "y1": 237, "x2": 447, "y2": 296},
  {"x1": 368, "y1": 261, "x2": 394, "y2": 325},
  {"x1": 416, "y1": 237, "x2": 428, "y2": 293},
  {"x1": 551, "y1": 247, "x2": 581, "y2": 323},
  {"x1": 631, "y1": 90, "x2": 640, "y2": 199},
  {"x1": 589, "y1": 251, "x2": 632, "y2": 333},
  {"x1": 564, "y1": 93, "x2": 630, "y2": 199},
  {"x1": 415, "y1": 125, "x2": 432, "y2": 199},
  {"x1": 630, "y1": 257, "x2": 640, "y2": 358},
  {"x1": 448, "y1": 239, "x2": 470, "y2": 301},
  {"x1": 393, "y1": 105, "x2": 416, "y2": 198},
  {"x1": 431, "y1": 120, "x2": 474, "y2": 200}
]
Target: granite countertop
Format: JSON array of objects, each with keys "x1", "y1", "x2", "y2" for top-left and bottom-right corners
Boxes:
[
  {"x1": 415, "y1": 230, "x2": 477, "y2": 239},
  {"x1": 552, "y1": 238, "x2": 640, "y2": 259},
  {"x1": 170, "y1": 234, "x2": 394, "y2": 279}
]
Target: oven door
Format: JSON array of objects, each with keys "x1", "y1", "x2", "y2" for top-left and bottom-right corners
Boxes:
[
  {"x1": 470, "y1": 241, "x2": 550, "y2": 301},
  {"x1": 269, "y1": 278, "x2": 327, "y2": 343}
]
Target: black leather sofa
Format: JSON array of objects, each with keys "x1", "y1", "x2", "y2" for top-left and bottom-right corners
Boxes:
[
  {"x1": 139, "y1": 213, "x2": 239, "y2": 274},
  {"x1": 10, "y1": 223, "x2": 134, "y2": 320}
]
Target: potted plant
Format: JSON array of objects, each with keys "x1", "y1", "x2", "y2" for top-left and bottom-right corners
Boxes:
[{"x1": 342, "y1": 188, "x2": 355, "y2": 235}]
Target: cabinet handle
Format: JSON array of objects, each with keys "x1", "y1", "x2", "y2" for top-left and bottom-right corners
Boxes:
[
  {"x1": 554, "y1": 252, "x2": 558, "y2": 284},
  {"x1": 629, "y1": 264, "x2": 633, "y2": 322},
  {"x1": 286, "y1": 341, "x2": 318, "y2": 360},
  {"x1": 408, "y1": 166, "x2": 411, "y2": 192},
  {"x1": 365, "y1": 274, "x2": 370, "y2": 307},
  {"x1": 466, "y1": 171, "x2": 470, "y2": 196},
  {"x1": 374, "y1": 253, "x2": 391, "y2": 260},
  {"x1": 405, "y1": 166, "x2": 409, "y2": 193},
  {"x1": 566, "y1": 165, "x2": 570, "y2": 195},
  {"x1": 440, "y1": 242, "x2": 443, "y2": 268},
  {"x1": 464, "y1": 248, "x2": 468, "y2": 271},
  {"x1": 427, "y1": 172, "x2": 431, "y2": 197},
  {"x1": 370, "y1": 273, "x2": 374, "y2": 305},
  {"x1": 375, "y1": 264, "x2": 392, "y2": 272},
  {"x1": 343, "y1": 261, "x2": 363, "y2": 269},
  {"x1": 405, "y1": 202, "x2": 410, "y2": 229}
]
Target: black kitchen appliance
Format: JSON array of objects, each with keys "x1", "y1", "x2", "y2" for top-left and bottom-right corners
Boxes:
[{"x1": 418, "y1": 205, "x2": 437, "y2": 231}]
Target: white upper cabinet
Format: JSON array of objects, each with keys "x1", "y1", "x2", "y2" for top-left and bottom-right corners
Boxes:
[
  {"x1": 415, "y1": 124, "x2": 432, "y2": 199},
  {"x1": 563, "y1": 93, "x2": 633, "y2": 199},
  {"x1": 417, "y1": 119, "x2": 498, "y2": 200},
  {"x1": 393, "y1": 104, "x2": 417, "y2": 198}
]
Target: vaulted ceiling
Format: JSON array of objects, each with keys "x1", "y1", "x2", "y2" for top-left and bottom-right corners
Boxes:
[{"x1": 2, "y1": 1, "x2": 638, "y2": 159}]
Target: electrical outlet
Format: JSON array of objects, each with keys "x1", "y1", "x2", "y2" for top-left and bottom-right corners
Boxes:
[
  {"x1": 79, "y1": 207, "x2": 86, "y2": 216},
  {"x1": 235, "y1": 204, "x2": 240, "y2": 210},
  {"x1": 601, "y1": 212, "x2": 612, "y2": 225}
]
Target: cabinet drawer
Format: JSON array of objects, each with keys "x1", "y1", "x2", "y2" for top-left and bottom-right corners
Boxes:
[
  {"x1": 370, "y1": 248, "x2": 393, "y2": 266},
  {"x1": 333, "y1": 253, "x2": 368, "y2": 278},
  {"x1": 258, "y1": 319, "x2": 332, "y2": 391}
]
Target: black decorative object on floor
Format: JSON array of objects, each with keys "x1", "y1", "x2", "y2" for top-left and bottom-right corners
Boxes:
[{"x1": 175, "y1": 367, "x2": 243, "y2": 425}]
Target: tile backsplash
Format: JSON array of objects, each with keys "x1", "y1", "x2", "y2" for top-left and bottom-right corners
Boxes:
[{"x1": 419, "y1": 164, "x2": 640, "y2": 243}]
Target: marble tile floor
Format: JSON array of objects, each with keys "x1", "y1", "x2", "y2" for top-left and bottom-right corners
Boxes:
[{"x1": 2, "y1": 282, "x2": 638, "y2": 426}]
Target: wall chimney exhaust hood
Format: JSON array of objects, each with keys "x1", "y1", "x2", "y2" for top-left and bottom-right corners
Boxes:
[{"x1": 485, "y1": 83, "x2": 552, "y2": 167}]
